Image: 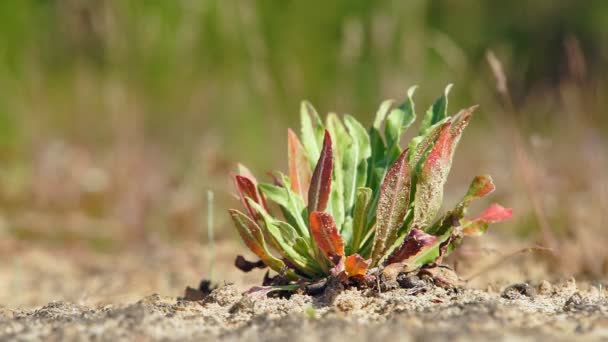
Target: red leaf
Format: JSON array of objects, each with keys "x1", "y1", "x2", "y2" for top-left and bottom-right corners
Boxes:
[
  {"x1": 422, "y1": 106, "x2": 475, "y2": 179},
  {"x1": 233, "y1": 175, "x2": 262, "y2": 220},
  {"x1": 385, "y1": 228, "x2": 438, "y2": 265},
  {"x1": 288, "y1": 129, "x2": 312, "y2": 202},
  {"x1": 371, "y1": 149, "x2": 411, "y2": 264},
  {"x1": 344, "y1": 254, "x2": 371, "y2": 277},
  {"x1": 309, "y1": 211, "x2": 344, "y2": 262},
  {"x1": 413, "y1": 107, "x2": 475, "y2": 229},
  {"x1": 422, "y1": 122, "x2": 453, "y2": 177},
  {"x1": 462, "y1": 204, "x2": 513, "y2": 236},
  {"x1": 472, "y1": 204, "x2": 513, "y2": 223},
  {"x1": 308, "y1": 130, "x2": 333, "y2": 212}
]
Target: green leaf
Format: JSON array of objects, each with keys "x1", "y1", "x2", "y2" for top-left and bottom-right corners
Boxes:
[
  {"x1": 326, "y1": 114, "x2": 349, "y2": 228},
  {"x1": 247, "y1": 200, "x2": 322, "y2": 277},
  {"x1": 343, "y1": 115, "x2": 371, "y2": 214},
  {"x1": 229, "y1": 209, "x2": 294, "y2": 277},
  {"x1": 384, "y1": 86, "x2": 417, "y2": 163},
  {"x1": 367, "y1": 101, "x2": 392, "y2": 189},
  {"x1": 373, "y1": 99, "x2": 394, "y2": 130},
  {"x1": 300, "y1": 101, "x2": 325, "y2": 169},
  {"x1": 258, "y1": 181, "x2": 308, "y2": 237},
  {"x1": 350, "y1": 187, "x2": 372, "y2": 253},
  {"x1": 418, "y1": 84, "x2": 452, "y2": 135}
]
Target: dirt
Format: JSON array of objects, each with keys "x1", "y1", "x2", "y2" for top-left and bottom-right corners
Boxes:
[
  {"x1": 1, "y1": 279, "x2": 607, "y2": 341},
  {"x1": 1, "y1": 238, "x2": 607, "y2": 341}
]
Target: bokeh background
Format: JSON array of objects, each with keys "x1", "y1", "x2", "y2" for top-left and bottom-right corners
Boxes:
[{"x1": 0, "y1": 0, "x2": 607, "y2": 307}]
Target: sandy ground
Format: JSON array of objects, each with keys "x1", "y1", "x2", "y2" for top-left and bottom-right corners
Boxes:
[
  {"x1": 1, "y1": 238, "x2": 607, "y2": 341},
  {"x1": 1, "y1": 281, "x2": 607, "y2": 341}
]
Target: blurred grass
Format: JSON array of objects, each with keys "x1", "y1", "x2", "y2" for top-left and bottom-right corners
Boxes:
[{"x1": 0, "y1": 1, "x2": 607, "y2": 276}]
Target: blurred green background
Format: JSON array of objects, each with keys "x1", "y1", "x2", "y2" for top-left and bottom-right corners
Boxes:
[{"x1": 0, "y1": 1, "x2": 607, "y2": 276}]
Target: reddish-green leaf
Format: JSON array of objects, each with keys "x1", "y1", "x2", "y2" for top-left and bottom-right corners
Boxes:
[
  {"x1": 412, "y1": 106, "x2": 475, "y2": 229},
  {"x1": 371, "y1": 149, "x2": 411, "y2": 265},
  {"x1": 288, "y1": 128, "x2": 312, "y2": 202},
  {"x1": 344, "y1": 254, "x2": 370, "y2": 277},
  {"x1": 309, "y1": 211, "x2": 345, "y2": 262},
  {"x1": 234, "y1": 175, "x2": 263, "y2": 220},
  {"x1": 308, "y1": 130, "x2": 333, "y2": 213},
  {"x1": 426, "y1": 175, "x2": 496, "y2": 236},
  {"x1": 228, "y1": 209, "x2": 286, "y2": 272},
  {"x1": 462, "y1": 204, "x2": 513, "y2": 236},
  {"x1": 464, "y1": 175, "x2": 495, "y2": 202},
  {"x1": 385, "y1": 228, "x2": 438, "y2": 265}
]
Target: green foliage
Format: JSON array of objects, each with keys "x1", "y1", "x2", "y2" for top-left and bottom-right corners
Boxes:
[{"x1": 229, "y1": 87, "x2": 512, "y2": 283}]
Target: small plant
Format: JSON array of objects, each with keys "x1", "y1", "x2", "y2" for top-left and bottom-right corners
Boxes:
[{"x1": 229, "y1": 85, "x2": 512, "y2": 289}]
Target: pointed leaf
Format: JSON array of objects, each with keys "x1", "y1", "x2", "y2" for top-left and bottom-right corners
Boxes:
[
  {"x1": 344, "y1": 254, "x2": 371, "y2": 277},
  {"x1": 462, "y1": 204, "x2": 513, "y2": 236},
  {"x1": 409, "y1": 120, "x2": 450, "y2": 172},
  {"x1": 412, "y1": 106, "x2": 475, "y2": 229},
  {"x1": 308, "y1": 131, "x2": 333, "y2": 213},
  {"x1": 258, "y1": 178, "x2": 309, "y2": 238},
  {"x1": 425, "y1": 175, "x2": 495, "y2": 236},
  {"x1": 300, "y1": 101, "x2": 325, "y2": 168},
  {"x1": 371, "y1": 149, "x2": 412, "y2": 265},
  {"x1": 386, "y1": 227, "x2": 454, "y2": 268},
  {"x1": 326, "y1": 114, "x2": 348, "y2": 227},
  {"x1": 288, "y1": 128, "x2": 312, "y2": 202},
  {"x1": 233, "y1": 175, "x2": 263, "y2": 220},
  {"x1": 385, "y1": 86, "x2": 417, "y2": 162},
  {"x1": 228, "y1": 209, "x2": 286, "y2": 272},
  {"x1": 343, "y1": 115, "x2": 371, "y2": 213},
  {"x1": 464, "y1": 175, "x2": 495, "y2": 202},
  {"x1": 373, "y1": 99, "x2": 394, "y2": 130},
  {"x1": 367, "y1": 100, "x2": 392, "y2": 189},
  {"x1": 237, "y1": 163, "x2": 257, "y2": 182},
  {"x1": 385, "y1": 228, "x2": 438, "y2": 265},
  {"x1": 351, "y1": 187, "x2": 372, "y2": 253},
  {"x1": 418, "y1": 84, "x2": 452, "y2": 134},
  {"x1": 309, "y1": 211, "x2": 345, "y2": 262}
]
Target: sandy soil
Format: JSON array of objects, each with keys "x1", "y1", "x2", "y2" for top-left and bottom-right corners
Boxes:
[
  {"x1": 1, "y1": 238, "x2": 607, "y2": 341},
  {"x1": 1, "y1": 280, "x2": 607, "y2": 341}
]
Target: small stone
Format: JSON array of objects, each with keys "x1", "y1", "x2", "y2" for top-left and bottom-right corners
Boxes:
[
  {"x1": 419, "y1": 266, "x2": 462, "y2": 289},
  {"x1": 183, "y1": 287, "x2": 206, "y2": 301},
  {"x1": 380, "y1": 279, "x2": 400, "y2": 292},
  {"x1": 396, "y1": 274, "x2": 426, "y2": 289},
  {"x1": 563, "y1": 292, "x2": 584, "y2": 311},
  {"x1": 502, "y1": 283, "x2": 536, "y2": 299},
  {"x1": 538, "y1": 280, "x2": 552, "y2": 295}
]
